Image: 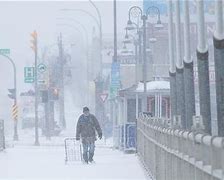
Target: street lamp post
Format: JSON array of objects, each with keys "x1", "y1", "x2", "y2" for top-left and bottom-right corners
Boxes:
[
  {"x1": 123, "y1": 30, "x2": 140, "y2": 120},
  {"x1": 123, "y1": 29, "x2": 139, "y2": 84},
  {"x1": 126, "y1": 21, "x2": 143, "y2": 83},
  {"x1": 127, "y1": 6, "x2": 162, "y2": 112},
  {"x1": 0, "y1": 54, "x2": 18, "y2": 140}
]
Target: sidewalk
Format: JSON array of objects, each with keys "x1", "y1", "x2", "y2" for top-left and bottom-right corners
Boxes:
[{"x1": 0, "y1": 135, "x2": 148, "y2": 180}]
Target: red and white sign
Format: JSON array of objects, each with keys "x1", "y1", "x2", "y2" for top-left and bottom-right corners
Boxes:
[{"x1": 99, "y1": 93, "x2": 108, "y2": 103}]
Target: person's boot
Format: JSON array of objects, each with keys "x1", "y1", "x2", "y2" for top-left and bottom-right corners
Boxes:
[
  {"x1": 89, "y1": 153, "x2": 95, "y2": 163},
  {"x1": 83, "y1": 153, "x2": 88, "y2": 164},
  {"x1": 83, "y1": 160, "x2": 88, "y2": 164}
]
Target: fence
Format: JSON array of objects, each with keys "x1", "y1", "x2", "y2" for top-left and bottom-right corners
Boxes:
[
  {"x1": 0, "y1": 119, "x2": 5, "y2": 151},
  {"x1": 137, "y1": 114, "x2": 224, "y2": 180}
]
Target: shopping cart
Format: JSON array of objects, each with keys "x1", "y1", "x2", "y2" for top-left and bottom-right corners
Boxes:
[{"x1": 64, "y1": 137, "x2": 83, "y2": 164}]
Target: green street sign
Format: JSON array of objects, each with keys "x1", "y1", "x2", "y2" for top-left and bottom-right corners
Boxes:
[
  {"x1": 24, "y1": 67, "x2": 35, "y2": 83},
  {"x1": 37, "y1": 63, "x2": 47, "y2": 73},
  {"x1": 0, "y1": 49, "x2": 10, "y2": 55}
]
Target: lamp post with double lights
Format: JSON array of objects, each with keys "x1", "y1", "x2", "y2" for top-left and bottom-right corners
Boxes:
[
  {"x1": 127, "y1": 6, "x2": 162, "y2": 112},
  {"x1": 123, "y1": 28, "x2": 139, "y2": 84},
  {"x1": 126, "y1": 20, "x2": 143, "y2": 83}
]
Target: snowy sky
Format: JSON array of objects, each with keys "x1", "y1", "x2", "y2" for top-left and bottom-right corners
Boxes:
[{"x1": 0, "y1": 0, "x2": 142, "y2": 125}]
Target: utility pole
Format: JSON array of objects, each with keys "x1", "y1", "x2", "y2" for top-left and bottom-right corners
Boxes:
[
  {"x1": 183, "y1": 0, "x2": 195, "y2": 130},
  {"x1": 111, "y1": 0, "x2": 118, "y2": 144},
  {"x1": 58, "y1": 33, "x2": 66, "y2": 129},
  {"x1": 42, "y1": 89, "x2": 50, "y2": 139},
  {"x1": 213, "y1": 0, "x2": 224, "y2": 136},
  {"x1": 196, "y1": 0, "x2": 211, "y2": 134},
  {"x1": 31, "y1": 30, "x2": 40, "y2": 146},
  {"x1": 168, "y1": 0, "x2": 177, "y2": 120}
]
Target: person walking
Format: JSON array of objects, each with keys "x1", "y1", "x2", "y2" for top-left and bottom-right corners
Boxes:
[{"x1": 76, "y1": 107, "x2": 102, "y2": 164}]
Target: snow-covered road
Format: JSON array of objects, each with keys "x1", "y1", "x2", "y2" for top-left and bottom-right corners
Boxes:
[{"x1": 0, "y1": 140, "x2": 148, "y2": 180}]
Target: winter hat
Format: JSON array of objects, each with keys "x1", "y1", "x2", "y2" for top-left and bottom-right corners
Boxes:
[{"x1": 83, "y1": 107, "x2": 89, "y2": 112}]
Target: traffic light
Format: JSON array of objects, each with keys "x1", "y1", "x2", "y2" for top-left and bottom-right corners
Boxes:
[
  {"x1": 8, "y1": 88, "x2": 16, "y2": 99},
  {"x1": 49, "y1": 88, "x2": 59, "y2": 100},
  {"x1": 30, "y1": 30, "x2": 37, "y2": 52},
  {"x1": 52, "y1": 88, "x2": 59, "y2": 100}
]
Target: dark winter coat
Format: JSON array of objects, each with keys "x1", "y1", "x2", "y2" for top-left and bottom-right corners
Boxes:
[{"x1": 76, "y1": 114, "x2": 102, "y2": 144}]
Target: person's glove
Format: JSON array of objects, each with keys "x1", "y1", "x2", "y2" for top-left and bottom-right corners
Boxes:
[
  {"x1": 98, "y1": 133, "x2": 102, "y2": 140},
  {"x1": 76, "y1": 136, "x2": 80, "y2": 141}
]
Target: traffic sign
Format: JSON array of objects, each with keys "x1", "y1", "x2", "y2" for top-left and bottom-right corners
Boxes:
[
  {"x1": 99, "y1": 93, "x2": 108, "y2": 103},
  {"x1": 24, "y1": 67, "x2": 35, "y2": 83},
  {"x1": 0, "y1": 49, "x2": 10, "y2": 55},
  {"x1": 110, "y1": 62, "x2": 121, "y2": 98},
  {"x1": 37, "y1": 63, "x2": 47, "y2": 73}
]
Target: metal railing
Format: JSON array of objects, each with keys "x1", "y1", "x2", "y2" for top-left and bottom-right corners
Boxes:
[
  {"x1": 0, "y1": 119, "x2": 5, "y2": 151},
  {"x1": 137, "y1": 114, "x2": 224, "y2": 180}
]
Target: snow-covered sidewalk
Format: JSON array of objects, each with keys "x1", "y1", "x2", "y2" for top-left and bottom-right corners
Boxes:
[{"x1": 0, "y1": 139, "x2": 148, "y2": 180}]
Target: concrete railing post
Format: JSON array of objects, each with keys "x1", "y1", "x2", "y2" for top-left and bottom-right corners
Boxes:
[
  {"x1": 213, "y1": 0, "x2": 224, "y2": 137},
  {"x1": 196, "y1": 0, "x2": 212, "y2": 135}
]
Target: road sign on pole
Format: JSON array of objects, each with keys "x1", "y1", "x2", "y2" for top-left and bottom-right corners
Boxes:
[
  {"x1": 37, "y1": 63, "x2": 47, "y2": 73},
  {"x1": 110, "y1": 62, "x2": 120, "y2": 98},
  {"x1": 24, "y1": 67, "x2": 35, "y2": 83},
  {"x1": 0, "y1": 49, "x2": 10, "y2": 55},
  {"x1": 99, "y1": 93, "x2": 108, "y2": 103}
]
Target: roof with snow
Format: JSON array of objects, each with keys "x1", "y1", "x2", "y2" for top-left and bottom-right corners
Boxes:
[
  {"x1": 135, "y1": 81, "x2": 170, "y2": 92},
  {"x1": 119, "y1": 80, "x2": 170, "y2": 97}
]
